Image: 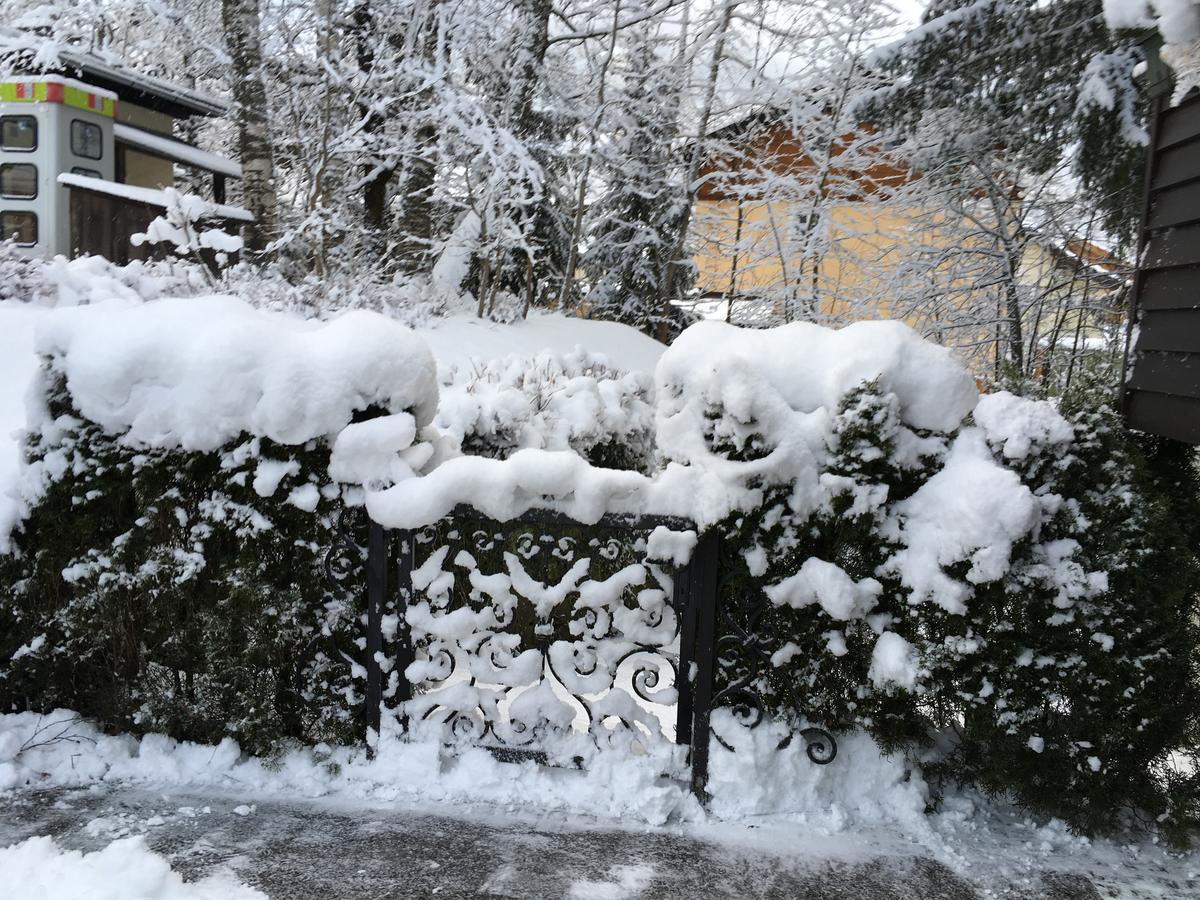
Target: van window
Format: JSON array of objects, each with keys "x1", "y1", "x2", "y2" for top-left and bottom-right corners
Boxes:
[
  {"x1": 1, "y1": 116, "x2": 36, "y2": 151},
  {"x1": 0, "y1": 211, "x2": 37, "y2": 245},
  {"x1": 70, "y1": 120, "x2": 103, "y2": 160},
  {"x1": 0, "y1": 163, "x2": 37, "y2": 199}
]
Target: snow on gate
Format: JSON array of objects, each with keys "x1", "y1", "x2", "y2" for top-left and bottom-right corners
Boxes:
[{"x1": 326, "y1": 503, "x2": 838, "y2": 798}]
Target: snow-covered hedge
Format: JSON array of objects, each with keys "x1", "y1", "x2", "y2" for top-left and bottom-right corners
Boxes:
[
  {"x1": 1, "y1": 297, "x2": 1196, "y2": 838},
  {"x1": 0, "y1": 296, "x2": 438, "y2": 751},
  {"x1": 436, "y1": 349, "x2": 656, "y2": 473}
]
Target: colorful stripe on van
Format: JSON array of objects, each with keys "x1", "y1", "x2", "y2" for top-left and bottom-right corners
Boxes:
[{"x1": 0, "y1": 80, "x2": 116, "y2": 118}]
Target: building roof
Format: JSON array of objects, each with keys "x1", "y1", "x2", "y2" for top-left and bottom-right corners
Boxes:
[
  {"x1": 0, "y1": 31, "x2": 229, "y2": 119},
  {"x1": 58, "y1": 173, "x2": 253, "y2": 222},
  {"x1": 55, "y1": 49, "x2": 229, "y2": 119}
]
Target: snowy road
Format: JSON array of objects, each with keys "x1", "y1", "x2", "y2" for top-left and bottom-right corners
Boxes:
[{"x1": 0, "y1": 786, "x2": 1134, "y2": 899}]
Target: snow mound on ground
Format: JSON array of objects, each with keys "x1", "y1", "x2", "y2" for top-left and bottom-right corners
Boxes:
[
  {"x1": 435, "y1": 348, "x2": 655, "y2": 463},
  {"x1": 0, "y1": 835, "x2": 264, "y2": 900},
  {"x1": 705, "y1": 713, "x2": 929, "y2": 832},
  {"x1": 34, "y1": 295, "x2": 439, "y2": 451},
  {"x1": 417, "y1": 311, "x2": 666, "y2": 378},
  {"x1": 0, "y1": 711, "x2": 924, "y2": 831}
]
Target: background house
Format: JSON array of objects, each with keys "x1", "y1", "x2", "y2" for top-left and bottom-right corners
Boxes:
[
  {"x1": 687, "y1": 107, "x2": 1129, "y2": 382},
  {"x1": 0, "y1": 42, "x2": 249, "y2": 263}
]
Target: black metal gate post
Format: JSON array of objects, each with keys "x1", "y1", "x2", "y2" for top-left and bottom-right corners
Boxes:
[
  {"x1": 365, "y1": 521, "x2": 387, "y2": 744},
  {"x1": 393, "y1": 529, "x2": 415, "y2": 707},
  {"x1": 673, "y1": 553, "x2": 696, "y2": 747},
  {"x1": 687, "y1": 530, "x2": 721, "y2": 799}
]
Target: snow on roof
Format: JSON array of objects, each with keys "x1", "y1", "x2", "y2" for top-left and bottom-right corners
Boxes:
[
  {"x1": 113, "y1": 123, "x2": 242, "y2": 179},
  {"x1": 56, "y1": 48, "x2": 228, "y2": 118},
  {"x1": 57, "y1": 173, "x2": 253, "y2": 223}
]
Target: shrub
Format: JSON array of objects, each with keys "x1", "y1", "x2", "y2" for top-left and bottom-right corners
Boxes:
[
  {"x1": 0, "y1": 374, "x2": 368, "y2": 752},
  {"x1": 436, "y1": 349, "x2": 656, "y2": 472}
]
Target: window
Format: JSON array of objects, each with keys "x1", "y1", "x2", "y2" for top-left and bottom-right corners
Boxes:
[
  {"x1": 0, "y1": 164, "x2": 37, "y2": 199},
  {"x1": 0, "y1": 211, "x2": 37, "y2": 246},
  {"x1": 70, "y1": 119, "x2": 103, "y2": 160},
  {"x1": 1, "y1": 116, "x2": 36, "y2": 151},
  {"x1": 70, "y1": 167, "x2": 101, "y2": 179}
]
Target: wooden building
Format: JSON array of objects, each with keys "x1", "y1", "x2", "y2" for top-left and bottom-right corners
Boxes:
[
  {"x1": 1123, "y1": 89, "x2": 1200, "y2": 443},
  {"x1": 0, "y1": 48, "x2": 249, "y2": 263}
]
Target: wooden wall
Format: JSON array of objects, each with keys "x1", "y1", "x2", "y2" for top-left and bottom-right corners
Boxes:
[
  {"x1": 68, "y1": 185, "x2": 160, "y2": 265},
  {"x1": 67, "y1": 183, "x2": 242, "y2": 269},
  {"x1": 1124, "y1": 90, "x2": 1200, "y2": 443}
]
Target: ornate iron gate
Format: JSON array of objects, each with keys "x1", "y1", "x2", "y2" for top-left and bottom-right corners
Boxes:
[{"x1": 327, "y1": 504, "x2": 837, "y2": 798}]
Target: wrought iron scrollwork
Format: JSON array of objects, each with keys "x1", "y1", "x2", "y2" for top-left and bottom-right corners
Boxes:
[
  {"x1": 400, "y1": 511, "x2": 689, "y2": 761},
  {"x1": 710, "y1": 536, "x2": 838, "y2": 765}
]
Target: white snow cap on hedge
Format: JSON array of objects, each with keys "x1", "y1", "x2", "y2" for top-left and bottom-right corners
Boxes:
[
  {"x1": 34, "y1": 295, "x2": 438, "y2": 450},
  {"x1": 974, "y1": 391, "x2": 1074, "y2": 459},
  {"x1": 656, "y1": 320, "x2": 978, "y2": 466}
]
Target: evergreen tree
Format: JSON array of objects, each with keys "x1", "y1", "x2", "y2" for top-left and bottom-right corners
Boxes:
[
  {"x1": 865, "y1": 0, "x2": 1148, "y2": 244},
  {"x1": 581, "y1": 29, "x2": 687, "y2": 336}
]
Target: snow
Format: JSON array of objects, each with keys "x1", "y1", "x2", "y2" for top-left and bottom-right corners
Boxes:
[
  {"x1": 0, "y1": 709, "x2": 922, "y2": 833},
  {"x1": 973, "y1": 391, "x2": 1075, "y2": 459},
  {"x1": 879, "y1": 429, "x2": 1042, "y2": 615},
  {"x1": 433, "y1": 347, "x2": 654, "y2": 462},
  {"x1": 655, "y1": 321, "x2": 978, "y2": 469},
  {"x1": 0, "y1": 303, "x2": 41, "y2": 553},
  {"x1": 417, "y1": 311, "x2": 666, "y2": 378},
  {"x1": 868, "y1": 632, "x2": 920, "y2": 692},
  {"x1": 1, "y1": 835, "x2": 264, "y2": 900},
  {"x1": 113, "y1": 123, "x2": 243, "y2": 179},
  {"x1": 328, "y1": 413, "x2": 421, "y2": 486},
  {"x1": 57, "y1": 175, "x2": 254, "y2": 223},
  {"x1": 705, "y1": 711, "x2": 928, "y2": 826},
  {"x1": 32, "y1": 295, "x2": 439, "y2": 452},
  {"x1": 1105, "y1": 0, "x2": 1200, "y2": 44},
  {"x1": 644, "y1": 526, "x2": 698, "y2": 566},
  {"x1": 765, "y1": 558, "x2": 882, "y2": 621}
]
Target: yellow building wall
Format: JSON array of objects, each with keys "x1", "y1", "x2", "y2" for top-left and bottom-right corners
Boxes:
[
  {"x1": 692, "y1": 198, "x2": 944, "y2": 325},
  {"x1": 691, "y1": 197, "x2": 1120, "y2": 377}
]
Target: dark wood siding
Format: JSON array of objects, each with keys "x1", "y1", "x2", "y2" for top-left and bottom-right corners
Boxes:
[
  {"x1": 68, "y1": 184, "x2": 161, "y2": 265},
  {"x1": 66, "y1": 183, "x2": 241, "y2": 268},
  {"x1": 1123, "y1": 90, "x2": 1200, "y2": 442}
]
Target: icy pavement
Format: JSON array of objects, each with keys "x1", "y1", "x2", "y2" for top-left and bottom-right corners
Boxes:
[{"x1": 2, "y1": 785, "x2": 1192, "y2": 899}]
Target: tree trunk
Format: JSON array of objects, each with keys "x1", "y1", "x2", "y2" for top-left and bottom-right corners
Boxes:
[
  {"x1": 222, "y1": 0, "x2": 276, "y2": 252},
  {"x1": 353, "y1": 3, "x2": 388, "y2": 243},
  {"x1": 510, "y1": 0, "x2": 554, "y2": 140},
  {"x1": 394, "y1": 0, "x2": 440, "y2": 274},
  {"x1": 658, "y1": 0, "x2": 738, "y2": 342}
]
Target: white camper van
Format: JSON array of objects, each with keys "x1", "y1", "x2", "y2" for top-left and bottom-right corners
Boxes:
[
  {"x1": 0, "y1": 51, "x2": 246, "y2": 262},
  {"x1": 0, "y1": 76, "x2": 116, "y2": 256}
]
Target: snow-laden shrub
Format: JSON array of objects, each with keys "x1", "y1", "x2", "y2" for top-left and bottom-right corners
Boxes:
[
  {"x1": 0, "y1": 296, "x2": 438, "y2": 752},
  {"x1": 949, "y1": 398, "x2": 1200, "y2": 841},
  {"x1": 0, "y1": 241, "x2": 203, "y2": 307},
  {"x1": 436, "y1": 349, "x2": 656, "y2": 472},
  {"x1": 654, "y1": 321, "x2": 1199, "y2": 838}
]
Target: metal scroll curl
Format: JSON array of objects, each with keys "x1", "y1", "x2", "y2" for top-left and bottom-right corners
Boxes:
[
  {"x1": 709, "y1": 537, "x2": 838, "y2": 765},
  {"x1": 401, "y1": 513, "x2": 686, "y2": 758}
]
